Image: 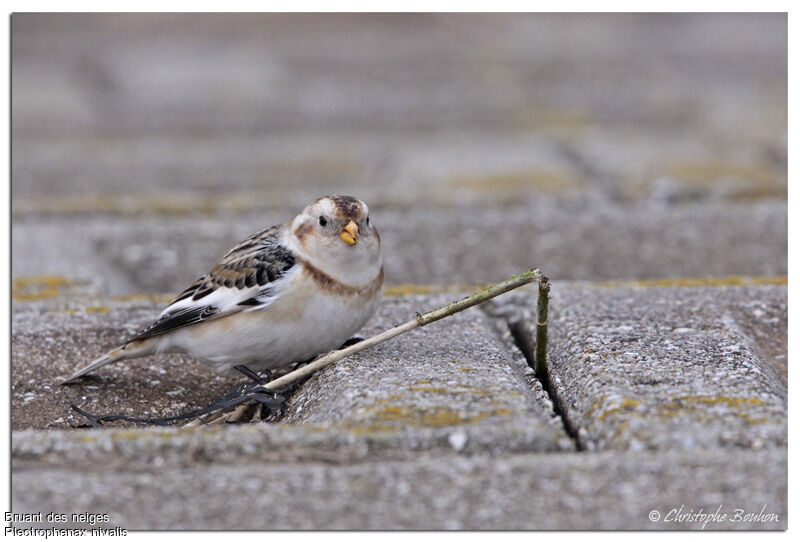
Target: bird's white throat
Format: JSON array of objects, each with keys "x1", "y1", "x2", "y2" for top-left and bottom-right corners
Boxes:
[{"x1": 284, "y1": 227, "x2": 382, "y2": 288}]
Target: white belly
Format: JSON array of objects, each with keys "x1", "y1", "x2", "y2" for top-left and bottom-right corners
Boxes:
[{"x1": 161, "y1": 275, "x2": 382, "y2": 374}]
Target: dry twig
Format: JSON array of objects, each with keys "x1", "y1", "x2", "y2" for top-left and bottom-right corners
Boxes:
[{"x1": 185, "y1": 268, "x2": 544, "y2": 427}]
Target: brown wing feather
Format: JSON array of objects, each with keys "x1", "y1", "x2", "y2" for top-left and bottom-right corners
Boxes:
[{"x1": 129, "y1": 225, "x2": 296, "y2": 341}]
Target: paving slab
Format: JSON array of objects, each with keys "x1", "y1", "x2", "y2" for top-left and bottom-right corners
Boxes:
[
  {"x1": 11, "y1": 14, "x2": 787, "y2": 294},
  {"x1": 12, "y1": 199, "x2": 787, "y2": 294},
  {"x1": 491, "y1": 283, "x2": 787, "y2": 451},
  {"x1": 10, "y1": 283, "x2": 788, "y2": 530},
  {"x1": 11, "y1": 292, "x2": 570, "y2": 456},
  {"x1": 282, "y1": 293, "x2": 570, "y2": 451},
  {"x1": 11, "y1": 448, "x2": 786, "y2": 530},
  {"x1": 11, "y1": 297, "x2": 241, "y2": 431},
  {"x1": 12, "y1": 14, "x2": 784, "y2": 142},
  {"x1": 563, "y1": 130, "x2": 786, "y2": 205},
  {"x1": 9, "y1": 14, "x2": 787, "y2": 531}
]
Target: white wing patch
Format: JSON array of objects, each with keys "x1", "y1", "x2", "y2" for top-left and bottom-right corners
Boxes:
[
  {"x1": 131, "y1": 267, "x2": 297, "y2": 341},
  {"x1": 129, "y1": 225, "x2": 298, "y2": 342}
]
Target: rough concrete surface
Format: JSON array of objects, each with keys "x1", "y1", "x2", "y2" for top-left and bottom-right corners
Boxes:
[
  {"x1": 284, "y1": 294, "x2": 570, "y2": 449},
  {"x1": 11, "y1": 293, "x2": 571, "y2": 456},
  {"x1": 12, "y1": 200, "x2": 787, "y2": 294},
  {"x1": 12, "y1": 297, "x2": 241, "y2": 431},
  {"x1": 11, "y1": 14, "x2": 787, "y2": 290},
  {"x1": 492, "y1": 284, "x2": 787, "y2": 452},
  {"x1": 11, "y1": 13, "x2": 787, "y2": 531},
  {"x1": 12, "y1": 450, "x2": 786, "y2": 530},
  {"x1": 11, "y1": 284, "x2": 788, "y2": 529}
]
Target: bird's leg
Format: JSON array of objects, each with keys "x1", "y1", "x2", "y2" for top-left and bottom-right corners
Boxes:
[
  {"x1": 187, "y1": 365, "x2": 284, "y2": 425},
  {"x1": 231, "y1": 366, "x2": 283, "y2": 404},
  {"x1": 340, "y1": 336, "x2": 364, "y2": 348},
  {"x1": 291, "y1": 357, "x2": 313, "y2": 371},
  {"x1": 234, "y1": 365, "x2": 267, "y2": 384},
  {"x1": 209, "y1": 340, "x2": 365, "y2": 425},
  {"x1": 232, "y1": 365, "x2": 282, "y2": 402}
]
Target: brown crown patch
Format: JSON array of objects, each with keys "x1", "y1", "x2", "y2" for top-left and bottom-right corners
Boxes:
[{"x1": 324, "y1": 195, "x2": 364, "y2": 221}]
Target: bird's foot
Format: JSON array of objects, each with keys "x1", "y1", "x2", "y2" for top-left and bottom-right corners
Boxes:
[
  {"x1": 241, "y1": 385, "x2": 286, "y2": 420},
  {"x1": 206, "y1": 342, "x2": 363, "y2": 425},
  {"x1": 201, "y1": 381, "x2": 286, "y2": 425}
]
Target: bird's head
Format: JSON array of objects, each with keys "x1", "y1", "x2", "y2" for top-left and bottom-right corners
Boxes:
[{"x1": 288, "y1": 195, "x2": 382, "y2": 286}]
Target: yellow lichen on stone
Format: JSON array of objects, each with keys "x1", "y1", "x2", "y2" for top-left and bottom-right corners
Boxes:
[
  {"x1": 111, "y1": 293, "x2": 174, "y2": 304},
  {"x1": 653, "y1": 395, "x2": 770, "y2": 425},
  {"x1": 595, "y1": 276, "x2": 787, "y2": 289},
  {"x1": 12, "y1": 276, "x2": 74, "y2": 301},
  {"x1": 448, "y1": 170, "x2": 579, "y2": 196},
  {"x1": 407, "y1": 382, "x2": 498, "y2": 398},
  {"x1": 730, "y1": 412, "x2": 771, "y2": 425},
  {"x1": 383, "y1": 284, "x2": 437, "y2": 296},
  {"x1": 513, "y1": 107, "x2": 591, "y2": 137},
  {"x1": 384, "y1": 284, "x2": 486, "y2": 297},
  {"x1": 664, "y1": 160, "x2": 785, "y2": 200},
  {"x1": 594, "y1": 398, "x2": 642, "y2": 422},
  {"x1": 108, "y1": 428, "x2": 187, "y2": 441},
  {"x1": 670, "y1": 395, "x2": 766, "y2": 408},
  {"x1": 347, "y1": 404, "x2": 513, "y2": 435},
  {"x1": 409, "y1": 386, "x2": 451, "y2": 393}
]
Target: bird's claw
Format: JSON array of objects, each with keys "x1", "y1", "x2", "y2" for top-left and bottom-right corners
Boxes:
[{"x1": 248, "y1": 386, "x2": 286, "y2": 418}]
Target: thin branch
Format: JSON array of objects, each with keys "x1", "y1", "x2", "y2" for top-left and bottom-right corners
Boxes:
[
  {"x1": 534, "y1": 276, "x2": 550, "y2": 381},
  {"x1": 185, "y1": 268, "x2": 542, "y2": 427}
]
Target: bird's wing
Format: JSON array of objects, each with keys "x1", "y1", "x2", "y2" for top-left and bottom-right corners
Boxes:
[{"x1": 129, "y1": 225, "x2": 297, "y2": 342}]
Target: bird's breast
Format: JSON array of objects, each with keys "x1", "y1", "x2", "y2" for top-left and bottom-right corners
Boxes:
[{"x1": 168, "y1": 265, "x2": 382, "y2": 372}]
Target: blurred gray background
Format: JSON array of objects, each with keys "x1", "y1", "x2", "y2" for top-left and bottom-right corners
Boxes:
[{"x1": 12, "y1": 13, "x2": 787, "y2": 294}]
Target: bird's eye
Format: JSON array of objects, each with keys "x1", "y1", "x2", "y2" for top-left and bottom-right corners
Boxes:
[
  {"x1": 366, "y1": 216, "x2": 370, "y2": 226},
  {"x1": 318, "y1": 216, "x2": 328, "y2": 227}
]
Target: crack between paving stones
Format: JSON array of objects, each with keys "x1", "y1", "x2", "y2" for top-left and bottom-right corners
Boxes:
[
  {"x1": 481, "y1": 304, "x2": 584, "y2": 451},
  {"x1": 505, "y1": 318, "x2": 585, "y2": 451}
]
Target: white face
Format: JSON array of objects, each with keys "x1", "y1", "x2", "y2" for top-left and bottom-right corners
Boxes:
[{"x1": 288, "y1": 196, "x2": 382, "y2": 286}]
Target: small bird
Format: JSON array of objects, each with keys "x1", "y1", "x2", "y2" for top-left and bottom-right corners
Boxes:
[{"x1": 62, "y1": 195, "x2": 383, "y2": 383}]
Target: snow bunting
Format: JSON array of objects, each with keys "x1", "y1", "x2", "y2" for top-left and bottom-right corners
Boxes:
[{"x1": 62, "y1": 195, "x2": 383, "y2": 383}]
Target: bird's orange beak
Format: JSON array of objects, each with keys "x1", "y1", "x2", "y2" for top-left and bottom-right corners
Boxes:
[{"x1": 340, "y1": 220, "x2": 359, "y2": 246}]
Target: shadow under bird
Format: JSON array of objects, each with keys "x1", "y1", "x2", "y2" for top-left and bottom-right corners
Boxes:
[{"x1": 62, "y1": 195, "x2": 384, "y2": 384}]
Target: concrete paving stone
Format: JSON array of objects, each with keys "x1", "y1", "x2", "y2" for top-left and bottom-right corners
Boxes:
[
  {"x1": 11, "y1": 448, "x2": 786, "y2": 529},
  {"x1": 492, "y1": 283, "x2": 787, "y2": 451},
  {"x1": 722, "y1": 291, "x2": 788, "y2": 380},
  {"x1": 9, "y1": 13, "x2": 788, "y2": 530},
  {"x1": 12, "y1": 14, "x2": 784, "y2": 140},
  {"x1": 562, "y1": 130, "x2": 786, "y2": 205},
  {"x1": 11, "y1": 199, "x2": 787, "y2": 294},
  {"x1": 10, "y1": 416, "x2": 559, "y2": 474},
  {"x1": 11, "y1": 293, "x2": 571, "y2": 456},
  {"x1": 12, "y1": 14, "x2": 785, "y2": 230},
  {"x1": 379, "y1": 200, "x2": 786, "y2": 286},
  {"x1": 11, "y1": 297, "x2": 242, "y2": 431},
  {"x1": 11, "y1": 132, "x2": 588, "y2": 205},
  {"x1": 282, "y1": 294, "x2": 571, "y2": 451}
]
